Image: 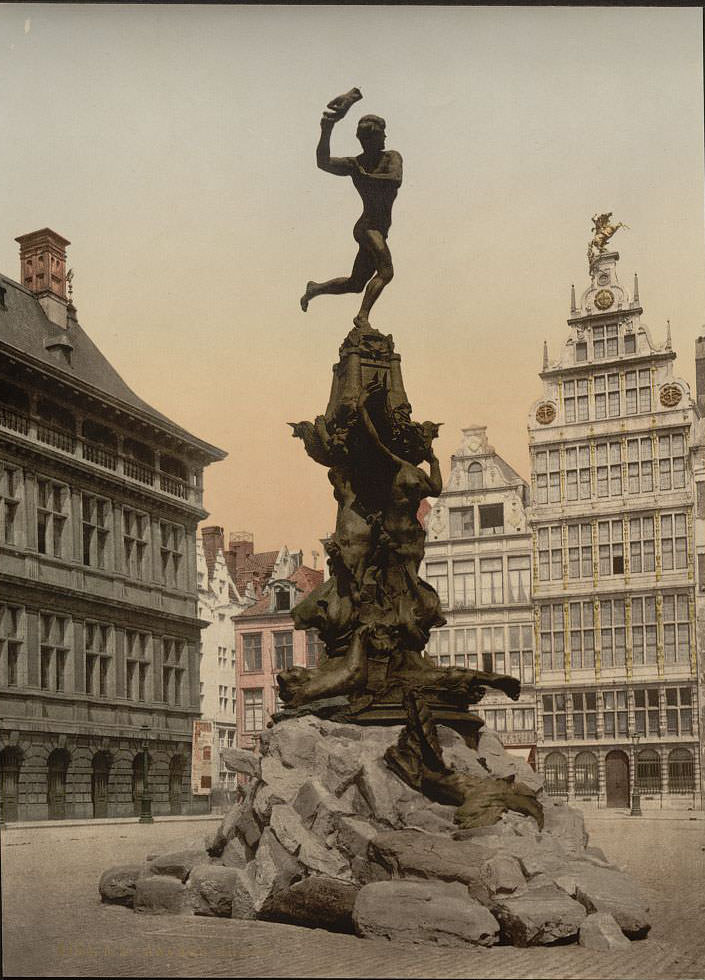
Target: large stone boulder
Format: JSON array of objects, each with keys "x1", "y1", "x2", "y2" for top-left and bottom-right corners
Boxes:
[
  {"x1": 579, "y1": 912, "x2": 632, "y2": 950},
  {"x1": 98, "y1": 865, "x2": 145, "y2": 907},
  {"x1": 133, "y1": 875, "x2": 189, "y2": 915},
  {"x1": 259, "y1": 876, "x2": 359, "y2": 933},
  {"x1": 353, "y1": 879, "x2": 500, "y2": 947},
  {"x1": 100, "y1": 715, "x2": 652, "y2": 946},
  {"x1": 493, "y1": 881, "x2": 587, "y2": 946},
  {"x1": 188, "y1": 864, "x2": 243, "y2": 917}
]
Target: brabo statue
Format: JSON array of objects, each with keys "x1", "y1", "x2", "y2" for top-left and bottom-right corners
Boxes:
[
  {"x1": 282, "y1": 92, "x2": 542, "y2": 830},
  {"x1": 300, "y1": 88, "x2": 403, "y2": 332}
]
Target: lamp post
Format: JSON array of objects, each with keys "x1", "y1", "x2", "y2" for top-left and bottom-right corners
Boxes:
[
  {"x1": 630, "y1": 732, "x2": 642, "y2": 816},
  {"x1": 139, "y1": 722, "x2": 153, "y2": 824}
]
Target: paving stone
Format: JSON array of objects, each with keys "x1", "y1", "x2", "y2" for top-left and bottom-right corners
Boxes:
[
  {"x1": 579, "y1": 911, "x2": 632, "y2": 949},
  {"x1": 493, "y1": 881, "x2": 587, "y2": 946},
  {"x1": 187, "y1": 864, "x2": 243, "y2": 917},
  {"x1": 98, "y1": 865, "x2": 144, "y2": 906},
  {"x1": 258, "y1": 876, "x2": 359, "y2": 933},
  {"x1": 353, "y1": 878, "x2": 500, "y2": 947},
  {"x1": 133, "y1": 875, "x2": 189, "y2": 915}
]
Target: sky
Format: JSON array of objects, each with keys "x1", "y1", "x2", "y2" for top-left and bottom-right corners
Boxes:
[{"x1": 1, "y1": 4, "x2": 703, "y2": 565}]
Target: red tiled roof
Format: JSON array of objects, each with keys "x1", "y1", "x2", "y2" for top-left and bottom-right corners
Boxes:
[
  {"x1": 233, "y1": 550, "x2": 279, "y2": 593},
  {"x1": 290, "y1": 565, "x2": 324, "y2": 592}
]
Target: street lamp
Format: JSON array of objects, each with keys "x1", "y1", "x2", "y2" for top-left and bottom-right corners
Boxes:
[
  {"x1": 630, "y1": 731, "x2": 642, "y2": 816},
  {"x1": 139, "y1": 722, "x2": 153, "y2": 824}
]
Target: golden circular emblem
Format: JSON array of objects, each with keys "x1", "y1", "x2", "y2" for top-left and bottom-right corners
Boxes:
[
  {"x1": 536, "y1": 403, "x2": 556, "y2": 425},
  {"x1": 660, "y1": 384, "x2": 682, "y2": 408},
  {"x1": 594, "y1": 289, "x2": 614, "y2": 310}
]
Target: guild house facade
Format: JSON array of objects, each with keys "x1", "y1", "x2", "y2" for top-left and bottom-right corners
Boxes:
[
  {"x1": 528, "y1": 245, "x2": 701, "y2": 809},
  {"x1": 422, "y1": 426, "x2": 537, "y2": 764},
  {"x1": 0, "y1": 229, "x2": 225, "y2": 821}
]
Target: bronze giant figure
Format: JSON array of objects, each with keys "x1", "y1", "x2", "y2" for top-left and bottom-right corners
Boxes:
[{"x1": 282, "y1": 91, "x2": 542, "y2": 831}]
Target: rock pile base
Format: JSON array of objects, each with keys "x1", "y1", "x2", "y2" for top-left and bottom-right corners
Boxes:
[{"x1": 99, "y1": 716, "x2": 651, "y2": 948}]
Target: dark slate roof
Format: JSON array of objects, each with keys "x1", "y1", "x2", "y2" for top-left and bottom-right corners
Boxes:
[{"x1": 0, "y1": 273, "x2": 225, "y2": 458}]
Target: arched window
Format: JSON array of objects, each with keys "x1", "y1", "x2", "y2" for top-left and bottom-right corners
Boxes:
[
  {"x1": 574, "y1": 751, "x2": 599, "y2": 794},
  {"x1": 468, "y1": 462, "x2": 483, "y2": 490},
  {"x1": 668, "y1": 748, "x2": 695, "y2": 793},
  {"x1": 47, "y1": 747, "x2": 71, "y2": 820},
  {"x1": 543, "y1": 751, "x2": 568, "y2": 796},
  {"x1": 636, "y1": 749, "x2": 661, "y2": 793}
]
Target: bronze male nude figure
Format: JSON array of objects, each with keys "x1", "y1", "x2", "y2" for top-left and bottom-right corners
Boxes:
[{"x1": 300, "y1": 92, "x2": 403, "y2": 330}]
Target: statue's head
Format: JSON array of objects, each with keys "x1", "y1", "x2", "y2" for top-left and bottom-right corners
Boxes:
[{"x1": 356, "y1": 114, "x2": 386, "y2": 152}]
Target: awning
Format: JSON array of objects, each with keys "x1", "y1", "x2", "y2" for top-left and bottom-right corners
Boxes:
[{"x1": 505, "y1": 747, "x2": 533, "y2": 762}]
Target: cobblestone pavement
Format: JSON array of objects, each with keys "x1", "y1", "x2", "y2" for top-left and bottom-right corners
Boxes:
[{"x1": 2, "y1": 810, "x2": 704, "y2": 979}]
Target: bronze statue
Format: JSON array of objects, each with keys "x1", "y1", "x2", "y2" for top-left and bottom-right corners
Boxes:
[
  {"x1": 300, "y1": 89, "x2": 403, "y2": 331},
  {"x1": 280, "y1": 96, "x2": 542, "y2": 831},
  {"x1": 588, "y1": 212, "x2": 628, "y2": 266}
]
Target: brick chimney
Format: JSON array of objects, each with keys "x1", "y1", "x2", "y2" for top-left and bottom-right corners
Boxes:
[
  {"x1": 696, "y1": 335, "x2": 705, "y2": 416},
  {"x1": 200, "y1": 526, "x2": 224, "y2": 581},
  {"x1": 225, "y1": 531, "x2": 254, "y2": 582},
  {"x1": 15, "y1": 228, "x2": 70, "y2": 328}
]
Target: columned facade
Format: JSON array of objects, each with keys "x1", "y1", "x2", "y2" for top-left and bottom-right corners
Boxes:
[{"x1": 528, "y1": 245, "x2": 700, "y2": 809}]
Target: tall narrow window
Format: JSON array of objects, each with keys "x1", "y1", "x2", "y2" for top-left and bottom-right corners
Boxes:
[
  {"x1": 660, "y1": 514, "x2": 688, "y2": 572},
  {"x1": 243, "y1": 688, "x2": 264, "y2": 731},
  {"x1": 631, "y1": 595, "x2": 657, "y2": 665},
  {"x1": 569, "y1": 601, "x2": 594, "y2": 669},
  {"x1": 425, "y1": 561, "x2": 448, "y2": 605},
  {"x1": 162, "y1": 637, "x2": 185, "y2": 705},
  {"x1": 659, "y1": 433, "x2": 686, "y2": 490},
  {"x1": 602, "y1": 690, "x2": 628, "y2": 737},
  {"x1": 126, "y1": 630, "x2": 150, "y2": 701},
  {"x1": 274, "y1": 631, "x2": 294, "y2": 671},
  {"x1": 567, "y1": 522, "x2": 592, "y2": 579},
  {"x1": 627, "y1": 437, "x2": 653, "y2": 494},
  {"x1": 507, "y1": 555, "x2": 530, "y2": 603},
  {"x1": 40, "y1": 613, "x2": 70, "y2": 692},
  {"x1": 160, "y1": 521, "x2": 184, "y2": 588},
  {"x1": 630, "y1": 516, "x2": 655, "y2": 573},
  {"x1": 665, "y1": 687, "x2": 692, "y2": 735},
  {"x1": 538, "y1": 525, "x2": 562, "y2": 582},
  {"x1": 82, "y1": 494, "x2": 110, "y2": 568},
  {"x1": 633, "y1": 688, "x2": 659, "y2": 735},
  {"x1": 305, "y1": 630, "x2": 325, "y2": 668},
  {"x1": 542, "y1": 697, "x2": 567, "y2": 740},
  {"x1": 123, "y1": 507, "x2": 149, "y2": 579},
  {"x1": 508, "y1": 624, "x2": 533, "y2": 683},
  {"x1": 85, "y1": 621, "x2": 111, "y2": 697},
  {"x1": 598, "y1": 519, "x2": 624, "y2": 575},
  {"x1": 1, "y1": 604, "x2": 23, "y2": 688},
  {"x1": 427, "y1": 629, "x2": 450, "y2": 666},
  {"x1": 572, "y1": 692, "x2": 597, "y2": 737},
  {"x1": 662, "y1": 594, "x2": 690, "y2": 664},
  {"x1": 37, "y1": 478, "x2": 69, "y2": 557},
  {"x1": 1, "y1": 465, "x2": 22, "y2": 545},
  {"x1": 600, "y1": 598, "x2": 626, "y2": 667},
  {"x1": 543, "y1": 751, "x2": 568, "y2": 795},
  {"x1": 540, "y1": 604, "x2": 564, "y2": 671},
  {"x1": 452, "y1": 559, "x2": 475, "y2": 607},
  {"x1": 479, "y1": 558, "x2": 503, "y2": 604},
  {"x1": 467, "y1": 462, "x2": 483, "y2": 489},
  {"x1": 242, "y1": 633, "x2": 262, "y2": 672}
]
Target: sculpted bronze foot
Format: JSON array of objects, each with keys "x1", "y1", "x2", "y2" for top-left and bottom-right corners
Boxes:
[
  {"x1": 353, "y1": 313, "x2": 370, "y2": 331},
  {"x1": 300, "y1": 282, "x2": 316, "y2": 312},
  {"x1": 277, "y1": 629, "x2": 368, "y2": 708}
]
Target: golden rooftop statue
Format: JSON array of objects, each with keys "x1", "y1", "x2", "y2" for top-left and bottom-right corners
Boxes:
[{"x1": 588, "y1": 211, "x2": 628, "y2": 267}]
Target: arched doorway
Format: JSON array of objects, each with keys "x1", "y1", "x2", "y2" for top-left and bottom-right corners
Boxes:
[
  {"x1": 0, "y1": 747, "x2": 23, "y2": 822},
  {"x1": 605, "y1": 749, "x2": 630, "y2": 807},
  {"x1": 47, "y1": 748, "x2": 71, "y2": 820},
  {"x1": 91, "y1": 752, "x2": 111, "y2": 818},
  {"x1": 132, "y1": 753, "x2": 146, "y2": 817},
  {"x1": 169, "y1": 755, "x2": 184, "y2": 815}
]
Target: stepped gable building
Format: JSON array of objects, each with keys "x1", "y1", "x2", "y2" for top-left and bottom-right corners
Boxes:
[
  {"x1": 528, "y1": 242, "x2": 700, "y2": 809},
  {"x1": 0, "y1": 229, "x2": 225, "y2": 821},
  {"x1": 689, "y1": 337, "x2": 705, "y2": 801},
  {"x1": 422, "y1": 426, "x2": 536, "y2": 763},
  {"x1": 196, "y1": 528, "x2": 251, "y2": 802},
  {"x1": 233, "y1": 546, "x2": 324, "y2": 750}
]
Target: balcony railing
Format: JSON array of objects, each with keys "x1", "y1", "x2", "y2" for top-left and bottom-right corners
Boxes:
[
  {"x1": 160, "y1": 472, "x2": 188, "y2": 499},
  {"x1": 0, "y1": 400, "x2": 201, "y2": 506},
  {"x1": 83, "y1": 439, "x2": 117, "y2": 471},
  {"x1": 36, "y1": 421, "x2": 76, "y2": 453},
  {"x1": 0, "y1": 404, "x2": 30, "y2": 435}
]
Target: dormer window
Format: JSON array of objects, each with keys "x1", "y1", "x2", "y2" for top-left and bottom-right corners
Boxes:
[
  {"x1": 467, "y1": 462, "x2": 483, "y2": 490},
  {"x1": 274, "y1": 587, "x2": 292, "y2": 611},
  {"x1": 575, "y1": 341, "x2": 587, "y2": 362},
  {"x1": 624, "y1": 333, "x2": 636, "y2": 355}
]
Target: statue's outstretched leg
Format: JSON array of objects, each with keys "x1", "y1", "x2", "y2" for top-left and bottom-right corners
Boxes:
[{"x1": 300, "y1": 247, "x2": 374, "y2": 314}]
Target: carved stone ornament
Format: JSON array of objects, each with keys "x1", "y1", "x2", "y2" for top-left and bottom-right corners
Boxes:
[
  {"x1": 594, "y1": 288, "x2": 614, "y2": 310},
  {"x1": 535, "y1": 402, "x2": 556, "y2": 424},
  {"x1": 659, "y1": 383, "x2": 682, "y2": 408}
]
